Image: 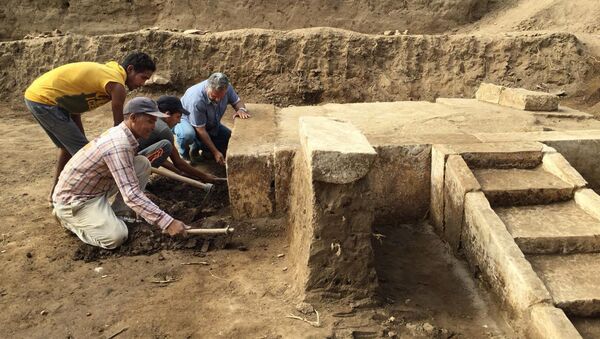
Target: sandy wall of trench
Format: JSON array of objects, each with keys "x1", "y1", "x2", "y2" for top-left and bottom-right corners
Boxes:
[
  {"x1": 1, "y1": 29, "x2": 597, "y2": 115},
  {"x1": 0, "y1": 0, "x2": 493, "y2": 40}
]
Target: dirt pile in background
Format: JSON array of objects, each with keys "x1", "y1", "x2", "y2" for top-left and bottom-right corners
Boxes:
[
  {"x1": 0, "y1": 0, "x2": 494, "y2": 41},
  {"x1": 2, "y1": 28, "x2": 598, "y2": 114}
]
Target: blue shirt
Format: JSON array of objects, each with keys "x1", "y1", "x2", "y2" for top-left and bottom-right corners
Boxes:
[{"x1": 180, "y1": 80, "x2": 240, "y2": 136}]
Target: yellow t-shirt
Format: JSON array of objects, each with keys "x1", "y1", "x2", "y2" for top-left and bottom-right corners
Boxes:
[{"x1": 24, "y1": 61, "x2": 126, "y2": 114}]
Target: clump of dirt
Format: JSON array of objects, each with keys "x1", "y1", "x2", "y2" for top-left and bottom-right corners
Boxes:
[{"x1": 72, "y1": 176, "x2": 237, "y2": 262}]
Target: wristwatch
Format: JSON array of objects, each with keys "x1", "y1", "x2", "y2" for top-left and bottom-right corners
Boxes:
[{"x1": 238, "y1": 107, "x2": 248, "y2": 113}]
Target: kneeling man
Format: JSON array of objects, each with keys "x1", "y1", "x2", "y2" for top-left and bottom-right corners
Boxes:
[
  {"x1": 52, "y1": 97, "x2": 188, "y2": 249},
  {"x1": 137, "y1": 95, "x2": 223, "y2": 183}
]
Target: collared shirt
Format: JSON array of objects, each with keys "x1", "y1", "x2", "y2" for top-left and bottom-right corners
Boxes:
[
  {"x1": 24, "y1": 61, "x2": 126, "y2": 114},
  {"x1": 180, "y1": 80, "x2": 240, "y2": 136},
  {"x1": 137, "y1": 119, "x2": 173, "y2": 151},
  {"x1": 53, "y1": 123, "x2": 174, "y2": 229}
]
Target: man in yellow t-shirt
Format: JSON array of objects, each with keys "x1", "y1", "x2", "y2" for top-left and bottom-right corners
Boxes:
[{"x1": 24, "y1": 52, "x2": 156, "y2": 205}]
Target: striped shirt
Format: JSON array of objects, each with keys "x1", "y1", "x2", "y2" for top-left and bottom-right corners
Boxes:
[{"x1": 53, "y1": 123, "x2": 174, "y2": 229}]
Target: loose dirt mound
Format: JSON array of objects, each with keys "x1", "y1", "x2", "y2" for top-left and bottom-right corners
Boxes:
[
  {"x1": 0, "y1": 0, "x2": 493, "y2": 40},
  {"x1": 2, "y1": 28, "x2": 597, "y2": 114},
  {"x1": 72, "y1": 177, "x2": 237, "y2": 262},
  {"x1": 462, "y1": 0, "x2": 600, "y2": 34}
]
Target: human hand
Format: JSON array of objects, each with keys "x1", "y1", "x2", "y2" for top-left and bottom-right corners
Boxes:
[
  {"x1": 233, "y1": 109, "x2": 251, "y2": 119},
  {"x1": 214, "y1": 151, "x2": 225, "y2": 166},
  {"x1": 164, "y1": 219, "x2": 190, "y2": 237}
]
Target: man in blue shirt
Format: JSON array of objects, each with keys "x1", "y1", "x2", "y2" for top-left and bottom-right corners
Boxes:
[{"x1": 174, "y1": 73, "x2": 251, "y2": 165}]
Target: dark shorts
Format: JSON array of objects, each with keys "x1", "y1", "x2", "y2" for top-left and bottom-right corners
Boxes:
[{"x1": 25, "y1": 99, "x2": 88, "y2": 155}]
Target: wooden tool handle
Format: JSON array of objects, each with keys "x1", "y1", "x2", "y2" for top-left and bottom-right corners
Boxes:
[
  {"x1": 151, "y1": 167, "x2": 212, "y2": 191},
  {"x1": 186, "y1": 227, "x2": 235, "y2": 235}
]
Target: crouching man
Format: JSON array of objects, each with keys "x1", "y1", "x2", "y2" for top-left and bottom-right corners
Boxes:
[
  {"x1": 52, "y1": 97, "x2": 188, "y2": 249},
  {"x1": 137, "y1": 95, "x2": 224, "y2": 183}
]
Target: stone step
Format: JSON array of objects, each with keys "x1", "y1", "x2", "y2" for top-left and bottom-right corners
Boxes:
[
  {"x1": 529, "y1": 253, "x2": 600, "y2": 317},
  {"x1": 473, "y1": 167, "x2": 575, "y2": 206},
  {"x1": 496, "y1": 201, "x2": 600, "y2": 254}
]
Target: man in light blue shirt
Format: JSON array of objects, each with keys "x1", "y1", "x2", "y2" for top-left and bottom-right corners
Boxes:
[{"x1": 174, "y1": 73, "x2": 251, "y2": 165}]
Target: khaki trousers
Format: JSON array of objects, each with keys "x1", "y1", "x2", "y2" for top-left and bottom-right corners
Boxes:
[{"x1": 53, "y1": 156, "x2": 151, "y2": 249}]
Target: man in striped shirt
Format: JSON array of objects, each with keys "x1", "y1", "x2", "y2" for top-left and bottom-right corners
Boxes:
[{"x1": 53, "y1": 97, "x2": 188, "y2": 249}]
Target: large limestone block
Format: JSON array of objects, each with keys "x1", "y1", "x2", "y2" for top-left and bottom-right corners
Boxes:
[
  {"x1": 288, "y1": 136, "x2": 377, "y2": 300},
  {"x1": 462, "y1": 192, "x2": 552, "y2": 313},
  {"x1": 542, "y1": 153, "x2": 587, "y2": 188},
  {"x1": 430, "y1": 144, "x2": 456, "y2": 233},
  {"x1": 226, "y1": 104, "x2": 277, "y2": 219},
  {"x1": 443, "y1": 155, "x2": 480, "y2": 251},
  {"x1": 475, "y1": 82, "x2": 504, "y2": 104},
  {"x1": 529, "y1": 304, "x2": 582, "y2": 339},
  {"x1": 499, "y1": 87, "x2": 559, "y2": 111},
  {"x1": 496, "y1": 201, "x2": 600, "y2": 254},
  {"x1": 473, "y1": 167, "x2": 574, "y2": 206},
  {"x1": 574, "y1": 188, "x2": 600, "y2": 221},
  {"x1": 299, "y1": 117, "x2": 376, "y2": 184},
  {"x1": 227, "y1": 152, "x2": 274, "y2": 218},
  {"x1": 447, "y1": 141, "x2": 544, "y2": 169},
  {"x1": 529, "y1": 253, "x2": 600, "y2": 316}
]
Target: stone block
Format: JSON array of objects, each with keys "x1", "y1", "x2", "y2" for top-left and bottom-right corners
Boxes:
[
  {"x1": 529, "y1": 304, "x2": 582, "y2": 339},
  {"x1": 443, "y1": 155, "x2": 480, "y2": 251},
  {"x1": 288, "y1": 120, "x2": 377, "y2": 299},
  {"x1": 496, "y1": 201, "x2": 600, "y2": 254},
  {"x1": 473, "y1": 167, "x2": 574, "y2": 206},
  {"x1": 430, "y1": 144, "x2": 456, "y2": 233},
  {"x1": 462, "y1": 192, "x2": 552, "y2": 313},
  {"x1": 299, "y1": 117, "x2": 377, "y2": 184},
  {"x1": 274, "y1": 145, "x2": 296, "y2": 215},
  {"x1": 529, "y1": 253, "x2": 600, "y2": 317},
  {"x1": 226, "y1": 104, "x2": 277, "y2": 219},
  {"x1": 499, "y1": 87, "x2": 559, "y2": 111},
  {"x1": 447, "y1": 141, "x2": 544, "y2": 169},
  {"x1": 226, "y1": 152, "x2": 274, "y2": 219},
  {"x1": 574, "y1": 188, "x2": 600, "y2": 221},
  {"x1": 475, "y1": 82, "x2": 504, "y2": 104},
  {"x1": 542, "y1": 153, "x2": 587, "y2": 188},
  {"x1": 546, "y1": 139, "x2": 600, "y2": 191}
]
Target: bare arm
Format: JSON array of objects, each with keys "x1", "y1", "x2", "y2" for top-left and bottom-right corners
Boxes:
[
  {"x1": 71, "y1": 113, "x2": 85, "y2": 135},
  {"x1": 194, "y1": 125, "x2": 225, "y2": 165},
  {"x1": 169, "y1": 140, "x2": 220, "y2": 182},
  {"x1": 105, "y1": 82, "x2": 126, "y2": 126},
  {"x1": 232, "y1": 100, "x2": 250, "y2": 119}
]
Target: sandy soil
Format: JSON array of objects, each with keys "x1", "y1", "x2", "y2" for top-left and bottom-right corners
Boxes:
[
  {"x1": 2, "y1": 0, "x2": 600, "y2": 336},
  {"x1": 1, "y1": 105, "x2": 519, "y2": 338}
]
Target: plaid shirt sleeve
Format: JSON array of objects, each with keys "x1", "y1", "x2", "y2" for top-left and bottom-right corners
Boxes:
[{"x1": 103, "y1": 142, "x2": 174, "y2": 229}]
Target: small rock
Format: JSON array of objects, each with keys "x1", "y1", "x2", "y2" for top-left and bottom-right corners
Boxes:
[
  {"x1": 404, "y1": 298, "x2": 411, "y2": 305},
  {"x1": 383, "y1": 30, "x2": 393, "y2": 36},
  {"x1": 237, "y1": 245, "x2": 248, "y2": 251},
  {"x1": 387, "y1": 331, "x2": 397, "y2": 338},
  {"x1": 295, "y1": 302, "x2": 314, "y2": 315},
  {"x1": 86, "y1": 312, "x2": 91, "y2": 317},
  {"x1": 94, "y1": 267, "x2": 104, "y2": 274},
  {"x1": 26, "y1": 252, "x2": 32, "y2": 258},
  {"x1": 158, "y1": 253, "x2": 165, "y2": 261},
  {"x1": 277, "y1": 253, "x2": 285, "y2": 258},
  {"x1": 282, "y1": 267, "x2": 288, "y2": 271},
  {"x1": 145, "y1": 73, "x2": 171, "y2": 86},
  {"x1": 183, "y1": 29, "x2": 205, "y2": 35},
  {"x1": 423, "y1": 322, "x2": 435, "y2": 334},
  {"x1": 40, "y1": 310, "x2": 48, "y2": 316}
]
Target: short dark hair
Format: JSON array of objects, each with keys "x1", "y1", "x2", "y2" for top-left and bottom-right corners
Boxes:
[{"x1": 121, "y1": 52, "x2": 156, "y2": 73}]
